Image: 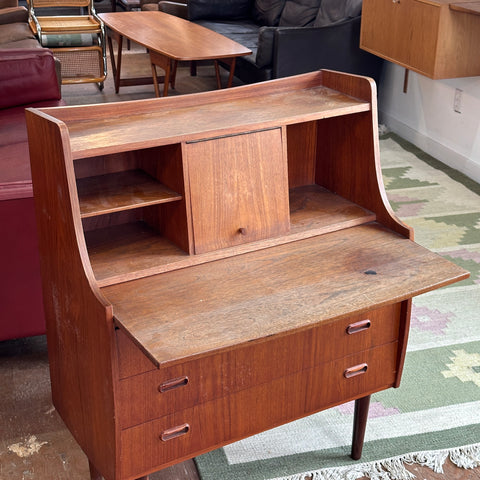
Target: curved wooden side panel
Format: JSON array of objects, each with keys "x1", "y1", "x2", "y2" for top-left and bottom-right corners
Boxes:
[
  {"x1": 320, "y1": 70, "x2": 412, "y2": 239},
  {"x1": 25, "y1": 109, "x2": 120, "y2": 480}
]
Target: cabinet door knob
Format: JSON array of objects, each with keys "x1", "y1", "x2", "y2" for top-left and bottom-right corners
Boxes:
[
  {"x1": 344, "y1": 363, "x2": 368, "y2": 379},
  {"x1": 238, "y1": 227, "x2": 247, "y2": 235},
  {"x1": 346, "y1": 319, "x2": 371, "y2": 335},
  {"x1": 160, "y1": 423, "x2": 190, "y2": 442}
]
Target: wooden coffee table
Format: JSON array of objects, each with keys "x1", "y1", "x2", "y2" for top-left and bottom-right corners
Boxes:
[{"x1": 99, "y1": 11, "x2": 252, "y2": 96}]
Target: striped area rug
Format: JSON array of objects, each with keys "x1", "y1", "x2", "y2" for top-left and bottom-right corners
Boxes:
[{"x1": 195, "y1": 134, "x2": 480, "y2": 480}]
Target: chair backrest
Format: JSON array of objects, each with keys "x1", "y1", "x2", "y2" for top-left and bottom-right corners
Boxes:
[{"x1": 28, "y1": 0, "x2": 93, "y2": 11}]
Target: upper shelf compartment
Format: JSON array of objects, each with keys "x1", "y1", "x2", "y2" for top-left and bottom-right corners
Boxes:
[
  {"x1": 38, "y1": 70, "x2": 373, "y2": 160},
  {"x1": 27, "y1": 69, "x2": 409, "y2": 287},
  {"x1": 77, "y1": 169, "x2": 182, "y2": 218}
]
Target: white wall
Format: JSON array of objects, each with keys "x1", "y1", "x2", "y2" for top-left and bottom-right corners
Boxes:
[{"x1": 378, "y1": 62, "x2": 480, "y2": 184}]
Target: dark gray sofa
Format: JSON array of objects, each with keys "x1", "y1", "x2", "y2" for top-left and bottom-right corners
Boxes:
[{"x1": 144, "y1": 0, "x2": 383, "y2": 85}]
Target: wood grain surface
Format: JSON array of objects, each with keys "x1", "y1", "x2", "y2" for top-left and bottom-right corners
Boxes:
[
  {"x1": 103, "y1": 223, "x2": 468, "y2": 367},
  {"x1": 99, "y1": 11, "x2": 251, "y2": 61}
]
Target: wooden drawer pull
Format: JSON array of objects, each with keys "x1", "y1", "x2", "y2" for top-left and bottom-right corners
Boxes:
[
  {"x1": 158, "y1": 376, "x2": 189, "y2": 393},
  {"x1": 344, "y1": 363, "x2": 368, "y2": 379},
  {"x1": 346, "y1": 319, "x2": 371, "y2": 335},
  {"x1": 160, "y1": 423, "x2": 190, "y2": 442}
]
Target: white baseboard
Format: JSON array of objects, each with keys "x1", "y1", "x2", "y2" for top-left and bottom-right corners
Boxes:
[{"x1": 379, "y1": 112, "x2": 480, "y2": 185}]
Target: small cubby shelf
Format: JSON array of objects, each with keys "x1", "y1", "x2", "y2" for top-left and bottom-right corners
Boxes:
[
  {"x1": 85, "y1": 222, "x2": 189, "y2": 285},
  {"x1": 288, "y1": 185, "x2": 375, "y2": 235},
  {"x1": 86, "y1": 185, "x2": 376, "y2": 287},
  {"x1": 77, "y1": 169, "x2": 182, "y2": 218}
]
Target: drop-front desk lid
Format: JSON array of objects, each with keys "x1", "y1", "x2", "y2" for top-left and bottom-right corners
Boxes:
[{"x1": 101, "y1": 223, "x2": 469, "y2": 368}]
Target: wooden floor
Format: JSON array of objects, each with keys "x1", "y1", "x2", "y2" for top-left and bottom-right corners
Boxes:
[{"x1": 1, "y1": 43, "x2": 479, "y2": 480}]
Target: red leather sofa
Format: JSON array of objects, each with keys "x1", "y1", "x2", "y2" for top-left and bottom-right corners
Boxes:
[{"x1": 0, "y1": 48, "x2": 65, "y2": 340}]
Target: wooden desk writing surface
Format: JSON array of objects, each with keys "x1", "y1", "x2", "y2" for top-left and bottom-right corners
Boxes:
[
  {"x1": 26, "y1": 70, "x2": 468, "y2": 480},
  {"x1": 104, "y1": 224, "x2": 466, "y2": 368}
]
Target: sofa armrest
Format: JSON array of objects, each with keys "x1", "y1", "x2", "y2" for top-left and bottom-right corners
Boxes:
[
  {"x1": 271, "y1": 16, "x2": 383, "y2": 84},
  {"x1": 0, "y1": 5, "x2": 28, "y2": 24},
  {"x1": 0, "y1": 49, "x2": 61, "y2": 109}
]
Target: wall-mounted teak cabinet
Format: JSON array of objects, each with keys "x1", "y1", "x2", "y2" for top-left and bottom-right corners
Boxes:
[
  {"x1": 360, "y1": 0, "x2": 480, "y2": 79},
  {"x1": 26, "y1": 70, "x2": 468, "y2": 480}
]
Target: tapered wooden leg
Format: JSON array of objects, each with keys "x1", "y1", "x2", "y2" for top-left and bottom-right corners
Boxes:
[
  {"x1": 226, "y1": 57, "x2": 236, "y2": 88},
  {"x1": 170, "y1": 60, "x2": 178, "y2": 89},
  {"x1": 213, "y1": 58, "x2": 237, "y2": 89},
  {"x1": 151, "y1": 63, "x2": 160, "y2": 97},
  {"x1": 163, "y1": 61, "x2": 171, "y2": 98},
  {"x1": 214, "y1": 60, "x2": 222, "y2": 89},
  {"x1": 190, "y1": 60, "x2": 197, "y2": 76},
  {"x1": 351, "y1": 395, "x2": 371, "y2": 460},
  {"x1": 107, "y1": 32, "x2": 124, "y2": 94},
  {"x1": 88, "y1": 460, "x2": 103, "y2": 480},
  {"x1": 150, "y1": 51, "x2": 170, "y2": 97}
]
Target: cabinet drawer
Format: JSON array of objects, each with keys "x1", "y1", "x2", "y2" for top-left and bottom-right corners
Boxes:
[
  {"x1": 117, "y1": 303, "x2": 401, "y2": 428},
  {"x1": 120, "y1": 342, "x2": 397, "y2": 478}
]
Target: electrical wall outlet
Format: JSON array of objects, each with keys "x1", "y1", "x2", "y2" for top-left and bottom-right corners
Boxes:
[{"x1": 454, "y1": 88, "x2": 463, "y2": 113}]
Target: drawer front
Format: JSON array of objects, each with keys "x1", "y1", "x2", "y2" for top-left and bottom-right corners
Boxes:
[
  {"x1": 117, "y1": 303, "x2": 401, "y2": 428},
  {"x1": 120, "y1": 342, "x2": 397, "y2": 478}
]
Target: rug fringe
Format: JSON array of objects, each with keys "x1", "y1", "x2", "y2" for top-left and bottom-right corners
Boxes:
[{"x1": 271, "y1": 443, "x2": 480, "y2": 480}]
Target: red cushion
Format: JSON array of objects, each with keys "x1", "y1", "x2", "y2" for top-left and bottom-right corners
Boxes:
[
  {"x1": 0, "y1": 48, "x2": 61, "y2": 109},
  {"x1": 0, "y1": 197, "x2": 46, "y2": 341},
  {"x1": 0, "y1": 98, "x2": 65, "y2": 189}
]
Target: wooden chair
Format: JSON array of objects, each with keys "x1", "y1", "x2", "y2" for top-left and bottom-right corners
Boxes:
[{"x1": 27, "y1": 0, "x2": 106, "y2": 89}]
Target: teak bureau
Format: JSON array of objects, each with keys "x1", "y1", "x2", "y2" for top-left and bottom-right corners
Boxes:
[{"x1": 25, "y1": 70, "x2": 468, "y2": 480}]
